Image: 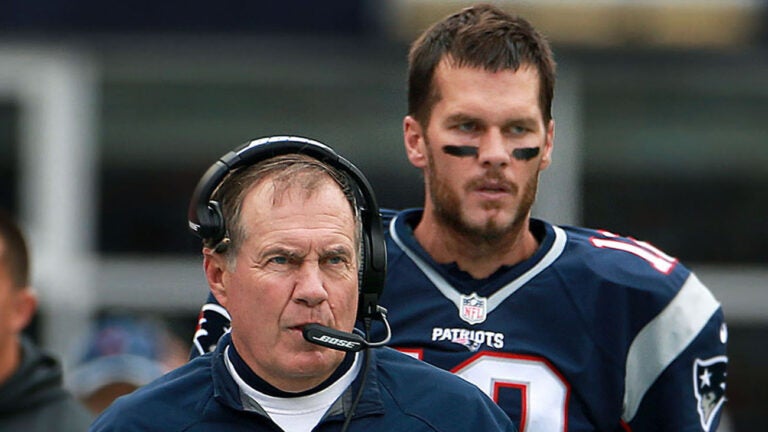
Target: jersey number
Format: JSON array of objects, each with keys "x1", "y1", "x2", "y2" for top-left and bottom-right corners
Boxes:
[
  {"x1": 591, "y1": 231, "x2": 678, "y2": 274},
  {"x1": 452, "y1": 352, "x2": 569, "y2": 432}
]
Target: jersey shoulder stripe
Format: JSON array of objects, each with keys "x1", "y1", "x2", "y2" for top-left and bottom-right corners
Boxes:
[{"x1": 622, "y1": 272, "x2": 721, "y2": 422}]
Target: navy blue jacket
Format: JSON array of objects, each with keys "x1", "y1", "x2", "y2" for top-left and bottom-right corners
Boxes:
[
  {"x1": 92, "y1": 333, "x2": 515, "y2": 431},
  {"x1": 0, "y1": 337, "x2": 93, "y2": 431}
]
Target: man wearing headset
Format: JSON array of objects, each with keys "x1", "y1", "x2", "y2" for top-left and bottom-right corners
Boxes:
[
  {"x1": 91, "y1": 137, "x2": 515, "y2": 432},
  {"x1": 191, "y1": 4, "x2": 728, "y2": 432}
]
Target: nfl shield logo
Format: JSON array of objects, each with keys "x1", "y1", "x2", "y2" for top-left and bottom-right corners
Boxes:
[{"x1": 460, "y1": 293, "x2": 487, "y2": 324}]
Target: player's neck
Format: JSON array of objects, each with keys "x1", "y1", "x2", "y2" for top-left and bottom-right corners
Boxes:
[{"x1": 413, "y1": 213, "x2": 539, "y2": 279}]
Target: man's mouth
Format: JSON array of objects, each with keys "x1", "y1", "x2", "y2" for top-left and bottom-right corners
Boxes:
[
  {"x1": 290, "y1": 322, "x2": 324, "y2": 332},
  {"x1": 473, "y1": 180, "x2": 512, "y2": 195}
]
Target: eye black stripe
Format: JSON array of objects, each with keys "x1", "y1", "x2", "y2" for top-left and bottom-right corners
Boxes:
[
  {"x1": 442, "y1": 145, "x2": 540, "y2": 161},
  {"x1": 512, "y1": 147, "x2": 540, "y2": 161},
  {"x1": 442, "y1": 145, "x2": 478, "y2": 157}
]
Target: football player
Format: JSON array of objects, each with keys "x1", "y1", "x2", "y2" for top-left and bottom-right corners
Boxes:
[{"x1": 191, "y1": 5, "x2": 727, "y2": 431}]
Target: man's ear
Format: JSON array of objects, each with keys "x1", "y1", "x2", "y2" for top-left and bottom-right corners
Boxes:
[
  {"x1": 403, "y1": 115, "x2": 428, "y2": 169},
  {"x1": 203, "y1": 249, "x2": 229, "y2": 308},
  {"x1": 12, "y1": 288, "x2": 37, "y2": 332},
  {"x1": 539, "y1": 119, "x2": 555, "y2": 171}
]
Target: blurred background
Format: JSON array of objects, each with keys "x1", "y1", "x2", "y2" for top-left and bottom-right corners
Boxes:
[{"x1": 0, "y1": 0, "x2": 765, "y2": 428}]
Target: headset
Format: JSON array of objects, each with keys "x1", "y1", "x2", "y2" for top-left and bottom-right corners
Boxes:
[{"x1": 187, "y1": 136, "x2": 390, "y2": 351}]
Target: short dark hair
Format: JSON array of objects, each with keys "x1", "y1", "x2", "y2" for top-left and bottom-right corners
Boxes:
[
  {"x1": 0, "y1": 209, "x2": 30, "y2": 289},
  {"x1": 407, "y1": 3, "x2": 556, "y2": 126},
  {"x1": 210, "y1": 154, "x2": 362, "y2": 265}
]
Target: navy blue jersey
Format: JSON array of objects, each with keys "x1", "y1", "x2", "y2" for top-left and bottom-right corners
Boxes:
[
  {"x1": 96, "y1": 333, "x2": 515, "y2": 431},
  {"x1": 373, "y1": 209, "x2": 727, "y2": 432},
  {"x1": 191, "y1": 208, "x2": 727, "y2": 432}
]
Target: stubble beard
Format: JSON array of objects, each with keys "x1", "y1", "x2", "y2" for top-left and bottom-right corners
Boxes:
[{"x1": 426, "y1": 148, "x2": 539, "y2": 249}]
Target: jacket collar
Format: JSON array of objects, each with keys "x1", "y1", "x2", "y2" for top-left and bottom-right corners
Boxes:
[{"x1": 211, "y1": 332, "x2": 385, "y2": 421}]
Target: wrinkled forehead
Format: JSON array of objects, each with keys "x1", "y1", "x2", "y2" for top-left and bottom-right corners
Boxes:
[{"x1": 255, "y1": 171, "x2": 349, "y2": 209}]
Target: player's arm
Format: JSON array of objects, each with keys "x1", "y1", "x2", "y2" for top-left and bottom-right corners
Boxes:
[
  {"x1": 623, "y1": 274, "x2": 728, "y2": 431},
  {"x1": 189, "y1": 292, "x2": 231, "y2": 359}
]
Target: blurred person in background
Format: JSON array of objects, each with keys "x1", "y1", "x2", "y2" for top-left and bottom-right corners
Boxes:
[
  {"x1": 66, "y1": 314, "x2": 187, "y2": 414},
  {"x1": 190, "y1": 4, "x2": 728, "y2": 431},
  {"x1": 0, "y1": 209, "x2": 93, "y2": 431}
]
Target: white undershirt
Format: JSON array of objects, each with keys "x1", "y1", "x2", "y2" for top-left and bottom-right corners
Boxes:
[{"x1": 224, "y1": 346, "x2": 361, "y2": 432}]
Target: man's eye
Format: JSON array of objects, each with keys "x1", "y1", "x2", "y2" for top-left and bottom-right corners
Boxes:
[
  {"x1": 326, "y1": 256, "x2": 346, "y2": 265},
  {"x1": 509, "y1": 123, "x2": 537, "y2": 136},
  {"x1": 457, "y1": 122, "x2": 477, "y2": 133},
  {"x1": 268, "y1": 256, "x2": 289, "y2": 265}
]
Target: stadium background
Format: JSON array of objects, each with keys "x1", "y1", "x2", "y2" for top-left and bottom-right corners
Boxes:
[{"x1": 1, "y1": 1, "x2": 766, "y2": 429}]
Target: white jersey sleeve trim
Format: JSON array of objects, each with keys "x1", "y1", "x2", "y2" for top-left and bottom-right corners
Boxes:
[
  {"x1": 622, "y1": 273, "x2": 720, "y2": 422},
  {"x1": 192, "y1": 303, "x2": 232, "y2": 356},
  {"x1": 202, "y1": 302, "x2": 231, "y2": 319}
]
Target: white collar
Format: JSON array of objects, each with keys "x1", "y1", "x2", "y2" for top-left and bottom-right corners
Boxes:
[{"x1": 224, "y1": 345, "x2": 361, "y2": 432}]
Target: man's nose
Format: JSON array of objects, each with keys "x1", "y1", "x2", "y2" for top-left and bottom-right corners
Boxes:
[
  {"x1": 477, "y1": 131, "x2": 511, "y2": 168},
  {"x1": 293, "y1": 261, "x2": 328, "y2": 307}
]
